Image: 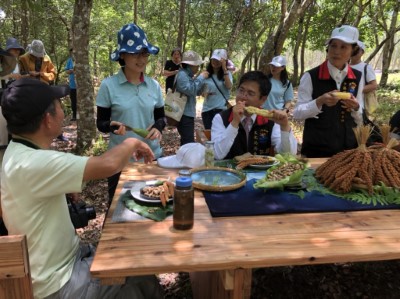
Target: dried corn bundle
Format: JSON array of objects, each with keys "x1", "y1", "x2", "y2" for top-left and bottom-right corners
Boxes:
[
  {"x1": 369, "y1": 126, "x2": 400, "y2": 188},
  {"x1": 316, "y1": 125, "x2": 374, "y2": 194}
]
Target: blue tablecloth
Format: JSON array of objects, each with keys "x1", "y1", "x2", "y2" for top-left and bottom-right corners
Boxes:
[{"x1": 203, "y1": 179, "x2": 400, "y2": 217}]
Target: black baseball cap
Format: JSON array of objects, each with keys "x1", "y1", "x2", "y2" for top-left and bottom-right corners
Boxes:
[{"x1": 1, "y1": 78, "x2": 69, "y2": 127}]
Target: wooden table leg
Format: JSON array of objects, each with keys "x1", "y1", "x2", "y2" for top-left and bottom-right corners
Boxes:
[{"x1": 190, "y1": 268, "x2": 252, "y2": 299}]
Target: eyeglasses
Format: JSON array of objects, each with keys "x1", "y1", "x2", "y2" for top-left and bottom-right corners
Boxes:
[{"x1": 237, "y1": 87, "x2": 257, "y2": 98}]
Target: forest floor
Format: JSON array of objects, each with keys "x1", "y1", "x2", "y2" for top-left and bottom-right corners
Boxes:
[{"x1": 53, "y1": 106, "x2": 400, "y2": 299}]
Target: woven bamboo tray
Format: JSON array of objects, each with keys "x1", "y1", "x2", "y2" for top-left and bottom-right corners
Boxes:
[{"x1": 190, "y1": 166, "x2": 246, "y2": 192}]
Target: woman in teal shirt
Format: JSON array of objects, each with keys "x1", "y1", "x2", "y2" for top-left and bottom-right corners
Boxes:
[{"x1": 96, "y1": 23, "x2": 165, "y2": 202}]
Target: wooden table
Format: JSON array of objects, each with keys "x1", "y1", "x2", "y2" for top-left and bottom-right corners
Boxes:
[{"x1": 90, "y1": 159, "x2": 400, "y2": 299}]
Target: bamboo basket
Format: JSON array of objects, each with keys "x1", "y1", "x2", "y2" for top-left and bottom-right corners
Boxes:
[{"x1": 190, "y1": 166, "x2": 246, "y2": 192}]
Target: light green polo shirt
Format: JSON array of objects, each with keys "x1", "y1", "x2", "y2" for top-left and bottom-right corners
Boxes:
[{"x1": 1, "y1": 141, "x2": 89, "y2": 298}]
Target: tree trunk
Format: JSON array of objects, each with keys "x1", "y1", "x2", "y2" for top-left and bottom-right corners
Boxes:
[
  {"x1": 292, "y1": 17, "x2": 303, "y2": 86},
  {"x1": 379, "y1": 0, "x2": 399, "y2": 87},
  {"x1": 133, "y1": 0, "x2": 138, "y2": 23},
  {"x1": 226, "y1": 5, "x2": 251, "y2": 55},
  {"x1": 72, "y1": 0, "x2": 96, "y2": 154},
  {"x1": 177, "y1": 0, "x2": 186, "y2": 49},
  {"x1": 21, "y1": 0, "x2": 29, "y2": 46},
  {"x1": 258, "y1": 0, "x2": 314, "y2": 74}
]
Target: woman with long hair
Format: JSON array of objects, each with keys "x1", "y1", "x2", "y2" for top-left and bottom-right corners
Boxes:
[
  {"x1": 262, "y1": 55, "x2": 293, "y2": 111},
  {"x1": 200, "y1": 49, "x2": 232, "y2": 129}
]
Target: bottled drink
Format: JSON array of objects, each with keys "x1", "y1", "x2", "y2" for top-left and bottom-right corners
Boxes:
[
  {"x1": 178, "y1": 169, "x2": 192, "y2": 178},
  {"x1": 173, "y1": 177, "x2": 194, "y2": 230},
  {"x1": 204, "y1": 141, "x2": 215, "y2": 167}
]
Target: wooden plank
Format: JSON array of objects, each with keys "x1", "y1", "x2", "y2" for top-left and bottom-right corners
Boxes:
[
  {"x1": 100, "y1": 277, "x2": 126, "y2": 285},
  {"x1": 92, "y1": 209, "x2": 400, "y2": 279},
  {"x1": 0, "y1": 235, "x2": 28, "y2": 279},
  {"x1": 0, "y1": 235, "x2": 34, "y2": 299},
  {"x1": 220, "y1": 270, "x2": 234, "y2": 290},
  {"x1": 232, "y1": 269, "x2": 252, "y2": 299}
]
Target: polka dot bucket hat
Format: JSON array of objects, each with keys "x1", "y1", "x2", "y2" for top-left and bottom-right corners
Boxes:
[{"x1": 110, "y1": 23, "x2": 159, "y2": 61}]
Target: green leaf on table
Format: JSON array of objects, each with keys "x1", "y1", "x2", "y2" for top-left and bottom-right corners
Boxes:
[{"x1": 121, "y1": 191, "x2": 173, "y2": 221}]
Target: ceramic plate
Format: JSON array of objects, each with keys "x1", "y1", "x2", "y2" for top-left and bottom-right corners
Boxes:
[{"x1": 130, "y1": 184, "x2": 173, "y2": 204}]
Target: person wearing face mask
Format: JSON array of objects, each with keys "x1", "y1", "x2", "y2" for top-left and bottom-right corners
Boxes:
[
  {"x1": 174, "y1": 50, "x2": 209, "y2": 145},
  {"x1": 96, "y1": 23, "x2": 166, "y2": 202},
  {"x1": 200, "y1": 49, "x2": 232, "y2": 130},
  {"x1": 211, "y1": 71, "x2": 297, "y2": 160},
  {"x1": 293, "y1": 25, "x2": 363, "y2": 158}
]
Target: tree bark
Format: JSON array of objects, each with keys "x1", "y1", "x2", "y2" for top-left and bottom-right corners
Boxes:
[
  {"x1": 177, "y1": 0, "x2": 186, "y2": 49},
  {"x1": 72, "y1": 0, "x2": 96, "y2": 154},
  {"x1": 258, "y1": 0, "x2": 314, "y2": 74},
  {"x1": 379, "y1": 0, "x2": 399, "y2": 86}
]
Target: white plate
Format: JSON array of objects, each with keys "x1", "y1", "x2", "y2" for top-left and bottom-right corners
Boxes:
[{"x1": 130, "y1": 189, "x2": 173, "y2": 204}]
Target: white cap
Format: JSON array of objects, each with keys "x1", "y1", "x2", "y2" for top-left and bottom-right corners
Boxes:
[
  {"x1": 269, "y1": 55, "x2": 287, "y2": 67},
  {"x1": 357, "y1": 40, "x2": 366, "y2": 52},
  {"x1": 157, "y1": 143, "x2": 205, "y2": 168},
  {"x1": 326, "y1": 25, "x2": 359, "y2": 45},
  {"x1": 211, "y1": 49, "x2": 227, "y2": 61},
  {"x1": 181, "y1": 50, "x2": 204, "y2": 66}
]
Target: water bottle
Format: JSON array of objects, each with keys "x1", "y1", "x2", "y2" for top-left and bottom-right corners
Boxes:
[
  {"x1": 204, "y1": 141, "x2": 215, "y2": 167},
  {"x1": 173, "y1": 177, "x2": 194, "y2": 230}
]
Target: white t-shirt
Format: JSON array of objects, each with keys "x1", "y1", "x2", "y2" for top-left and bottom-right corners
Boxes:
[
  {"x1": 1, "y1": 140, "x2": 89, "y2": 298},
  {"x1": 350, "y1": 62, "x2": 376, "y2": 109}
]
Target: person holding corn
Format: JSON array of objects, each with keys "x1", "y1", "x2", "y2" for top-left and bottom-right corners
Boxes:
[
  {"x1": 293, "y1": 25, "x2": 363, "y2": 158},
  {"x1": 96, "y1": 23, "x2": 165, "y2": 202}
]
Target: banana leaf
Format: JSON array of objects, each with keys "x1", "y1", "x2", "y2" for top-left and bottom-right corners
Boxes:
[
  {"x1": 122, "y1": 191, "x2": 173, "y2": 221},
  {"x1": 253, "y1": 154, "x2": 309, "y2": 190}
]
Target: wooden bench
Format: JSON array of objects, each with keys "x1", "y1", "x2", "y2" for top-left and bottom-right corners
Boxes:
[{"x1": 0, "y1": 235, "x2": 34, "y2": 299}]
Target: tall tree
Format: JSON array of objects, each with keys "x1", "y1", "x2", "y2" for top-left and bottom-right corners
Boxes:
[
  {"x1": 258, "y1": 0, "x2": 314, "y2": 74},
  {"x1": 177, "y1": 0, "x2": 186, "y2": 49},
  {"x1": 378, "y1": 0, "x2": 400, "y2": 86},
  {"x1": 72, "y1": 0, "x2": 96, "y2": 154}
]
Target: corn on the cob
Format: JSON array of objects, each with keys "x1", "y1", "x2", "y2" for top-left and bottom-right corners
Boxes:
[
  {"x1": 244, "y1": 106, "x2": 274, "y2": 118},
  {"x1": 332, "y1": 92, "x2": 351, "y2": 100}
]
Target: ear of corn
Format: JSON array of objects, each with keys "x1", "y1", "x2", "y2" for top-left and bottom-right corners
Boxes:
[
  {"x1": 332, "y1": 92, "x2": 351, "y2": 100},
  {"x1": 131, "y1": 128, "x2": 150, "y2": 138},
  {"x1": 244, "y1": 106, "x2": 274, "y2": 118}
]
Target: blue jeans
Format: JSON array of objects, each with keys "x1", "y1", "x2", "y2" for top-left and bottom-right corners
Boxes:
[
  {"x1": 44, "y1": 244, "x2": 164, "y2": 299},
  {"x1": 177, "y1": 115, "x2": 195, "y2": 145}
]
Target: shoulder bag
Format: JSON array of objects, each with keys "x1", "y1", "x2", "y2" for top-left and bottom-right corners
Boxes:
[
  {"x1": 363, "y1": 63, "x2": 379, "y2": 115},
  {"x1": 164, "y1": 73, "x2": 188, "y2": 127},
  {"x1": 210, "y1": 75, "x2": 232, "y2": 109}
]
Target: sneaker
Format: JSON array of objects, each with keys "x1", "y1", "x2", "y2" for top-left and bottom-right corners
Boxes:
[{"x1": 57, "y1": 134, "x2": 68, "y2": 142}]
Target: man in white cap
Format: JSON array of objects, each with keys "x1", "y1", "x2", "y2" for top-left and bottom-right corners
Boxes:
[{"x1": 350, "y1": 40, "x2": 378, "y2": 116}]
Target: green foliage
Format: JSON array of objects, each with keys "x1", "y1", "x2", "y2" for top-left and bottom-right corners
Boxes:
[
  {"x1": 85, "y1": 134, "x2": 108, "y2": 157},
  {"x1": 302, "y1": 169, "x2": 400, "y2": 206}
]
